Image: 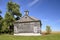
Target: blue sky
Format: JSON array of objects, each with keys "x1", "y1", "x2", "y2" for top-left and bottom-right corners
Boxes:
[{"x1": 0, "y1": 0, "x2": 60, "y2": 31}]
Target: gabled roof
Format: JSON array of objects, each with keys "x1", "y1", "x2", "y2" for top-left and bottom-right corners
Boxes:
[{"x1": 15, "y1": 10, "x2": 41, "y2": 22}]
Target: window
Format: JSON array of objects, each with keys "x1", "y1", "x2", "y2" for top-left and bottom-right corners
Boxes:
[{"x1": 25, "y1": 17, "x2": 27, "y2": 18}]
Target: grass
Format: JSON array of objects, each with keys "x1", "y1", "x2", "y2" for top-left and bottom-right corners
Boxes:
[{"x1": 0, "y1": 33, "x2": 60, "y2": 40}]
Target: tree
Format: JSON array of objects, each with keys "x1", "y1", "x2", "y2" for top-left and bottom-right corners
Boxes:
[
  {"x1": 0, "y1": 10, "x2": 3, "y2": 33},
  {"x1": 7, "y1": 1, "x2": 22, "y2": 17},
  {"x1": 46, "y1": 26, "x2": 51, "y2": 34},
  {"x1": 3, "y1": 12, "x2": 15, "y2": 33},
  {"x1": 2, "y1": 1, "x2": 22, "y2": 34},
  {"x1": 0, "y1": 1, "x2": 22, "y2": 34},
  {"x1": 0, "y1": 10, "x2": 2, "y2": 13},
  {"x1": 2, "y1": 21, "x2": 8, "y2": 33},
  {"x1": 0, "y1": 16, "x2": 2, "y2": 33},
  {"x1": 0, "y1": 10, "x2": 2, "y2": 20},
  {"x1": 4, "y1": 12, "x2": 15, "y2": 25}
]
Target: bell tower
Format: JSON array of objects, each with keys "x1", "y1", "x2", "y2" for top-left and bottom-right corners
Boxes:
[{"x1": 24, "y1": 10, "x2": 29, "y2": 16}]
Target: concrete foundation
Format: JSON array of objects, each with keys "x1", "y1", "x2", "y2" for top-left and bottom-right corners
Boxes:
[{"x1": 14, "y1": 33, "x2": 41, "y2": 36}]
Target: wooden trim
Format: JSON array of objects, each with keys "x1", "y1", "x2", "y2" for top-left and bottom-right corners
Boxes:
[{"x1": 14, "y1": 20, "x2": 40, "y2": 23}]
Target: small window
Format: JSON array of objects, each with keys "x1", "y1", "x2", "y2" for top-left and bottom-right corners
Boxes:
[{"x1": 25, "y1": 17, "x2": 27, "y2": 18}]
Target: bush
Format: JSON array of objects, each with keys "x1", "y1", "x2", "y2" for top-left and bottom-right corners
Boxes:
[{"x1": 46, "y1": 26, "x2": 51, "y2": 34}]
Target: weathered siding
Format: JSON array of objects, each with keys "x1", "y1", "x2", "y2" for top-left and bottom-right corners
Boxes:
[{"x1": 14, "y1": 21, "x2": 41, "y2": 34}]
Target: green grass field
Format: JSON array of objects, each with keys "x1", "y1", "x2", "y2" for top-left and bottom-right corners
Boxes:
[{"x1": 0, "y1": 34, "x2": 60, "y2": 40}]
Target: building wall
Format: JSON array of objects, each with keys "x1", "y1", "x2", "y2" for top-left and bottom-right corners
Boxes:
[{"x1": 14, "y1": 21, "x2": 41, "y2": 34}]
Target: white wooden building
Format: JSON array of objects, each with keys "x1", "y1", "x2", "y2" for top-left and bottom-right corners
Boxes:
[{"x1": 14, "y1": 10, "x2": 42, "y2": 36}]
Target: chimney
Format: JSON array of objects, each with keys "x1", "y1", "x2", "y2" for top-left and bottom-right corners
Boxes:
[{"x1": 24, "y1": 10, "x2": 29, "y2": 16}]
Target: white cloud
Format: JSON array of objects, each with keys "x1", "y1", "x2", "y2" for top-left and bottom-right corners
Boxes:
[{"x1": 28, "y1": 0, "x2": 39, "y2": 7}]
